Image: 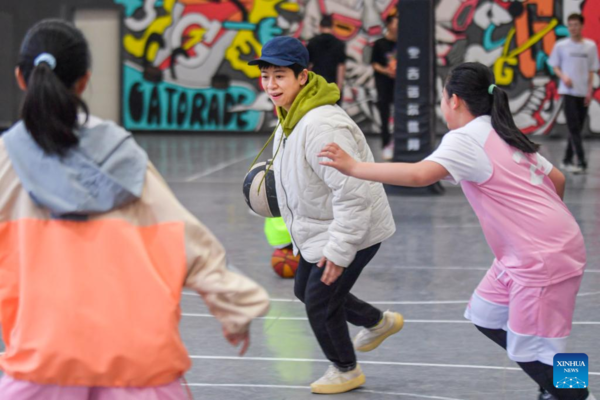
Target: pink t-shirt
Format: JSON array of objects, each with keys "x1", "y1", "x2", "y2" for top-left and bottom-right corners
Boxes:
[{"x1": 427, "y1": 116, "x2": 586, "y2": 287}]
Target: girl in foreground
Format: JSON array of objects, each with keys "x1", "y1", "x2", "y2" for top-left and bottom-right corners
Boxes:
[{"x1": 0, "y1": 19, "x2": 269, "y2": 399}]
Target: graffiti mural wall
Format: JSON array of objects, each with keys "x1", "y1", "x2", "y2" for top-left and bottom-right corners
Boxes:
[
  {"x1": 115, "y1": 0, "x2": 301, "y2": 131},
  {"x1": 435, "y1": 0, "x2": 600, "y2": 135},
  {"x1": 114, "y1": 0, "x2": 396, "y2": 132},
  {"x1": 114, "y1": 0, "x2": 599, "y2": 134}
]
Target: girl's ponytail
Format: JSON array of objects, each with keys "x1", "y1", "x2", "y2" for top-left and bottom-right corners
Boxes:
[
  {"x1": 445, "y1": 62, "x2": 539, "y2": 154},
  {"x1": 17, "y1": 20, "x2": 91, "y2": 156},
  {"x1": 490, "y1": 85, "x2": 539, "y2": 153},
  {"x1": 21, "y1": 60, "x2": 87, "y2": 156}
]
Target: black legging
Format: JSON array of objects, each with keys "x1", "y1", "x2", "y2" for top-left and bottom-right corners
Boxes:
[{"x1": 475, "y1": 326, "x2": 589, "y2": 400}]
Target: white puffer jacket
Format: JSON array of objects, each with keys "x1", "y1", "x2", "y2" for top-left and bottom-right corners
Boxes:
[{"x1": 272, "y1": 104, "x2": 396, "y2": 267}]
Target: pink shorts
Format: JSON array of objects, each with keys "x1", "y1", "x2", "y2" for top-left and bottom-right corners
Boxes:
[
  {"x1": 0, "y1": 375, "x2": 190, "y2": 400},
  {"x1": 464, "y1": 261, "x2": 583, "y2": 365}
]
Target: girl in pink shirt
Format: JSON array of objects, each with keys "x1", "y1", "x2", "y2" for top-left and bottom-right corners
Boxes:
[{"x1": 319, "y1": 62, "x2": 593, "y2": 400}]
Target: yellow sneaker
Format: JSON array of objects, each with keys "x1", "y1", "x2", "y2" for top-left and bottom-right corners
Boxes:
[
  {"x1": 310, "y1": 364, "x2": 366, "y2": 394},
  {"x1": 353, "y1": 310, "x2": 404, "y2": 352}
]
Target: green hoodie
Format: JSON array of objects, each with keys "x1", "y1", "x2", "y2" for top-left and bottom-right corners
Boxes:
[{"x1": 277, "y1": 72, "x2": 340, "y2": 137}]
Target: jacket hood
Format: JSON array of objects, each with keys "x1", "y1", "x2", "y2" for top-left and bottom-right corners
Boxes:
[
  {"x1": 277, "y1": 71, "x2": 340, "y2": 136},
  {"x1": 3, "y1": 116, "x2": 148, "y2": 218}
]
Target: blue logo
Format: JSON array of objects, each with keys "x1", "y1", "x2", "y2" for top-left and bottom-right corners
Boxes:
[{"x1": 554, "y1": 353, "x2": 588, "y2": 389}]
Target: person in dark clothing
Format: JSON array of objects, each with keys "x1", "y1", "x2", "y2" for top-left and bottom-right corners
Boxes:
[
  {"x1": 306, "y1": 15, "x2": 347, "y2": 103},
  {"x1": 371, "y1": 14, "x2": 398, "y2": 160}
]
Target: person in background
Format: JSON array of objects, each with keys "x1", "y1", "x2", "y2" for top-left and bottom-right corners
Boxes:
[
  {"x1": 548, "y1": 13, "x2": 599, "y2": 174},
  {"x1": 307, "y1": 14, "x2": 347, "y2": 105},
  {"x1": 371, "y1": 12, "x2": 398, "y2": 161}
]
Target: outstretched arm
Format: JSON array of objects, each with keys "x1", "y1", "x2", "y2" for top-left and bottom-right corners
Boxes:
[{"x1": 318, "y1": 142, "x2": 449, "y2": 187}]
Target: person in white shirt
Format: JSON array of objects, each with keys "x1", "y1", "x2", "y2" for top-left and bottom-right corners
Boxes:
[{"x1": 548, "y1": 13, "x2": 599, "y2": 173}]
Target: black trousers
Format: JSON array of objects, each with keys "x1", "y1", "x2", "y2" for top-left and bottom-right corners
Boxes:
[
  {"x1": 294, "y1": 244, "x2": 383, "y2": 371},
  {"x1": 475, "y1": 326, "x2": 589, "y2": 400},
  {"x1": 563, "y1": 95, "x2": 588, "y2": 167},
  {"x1": 376, "y1": 83, "x2": 395, "y2": 148}
]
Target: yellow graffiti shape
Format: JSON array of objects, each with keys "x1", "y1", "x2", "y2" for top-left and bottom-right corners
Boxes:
[
  {"x1": 123, "y1": 0, "x2": 176, "y2": 60},
  {"x1": 226, "y1": 32, "x2": 263, "y2": 78},
  {"x1": 248, "y1": 0, "x2": 281, "y2": 21},
  {"x1": 184, "y1": 27, "x2": 206, "y2": 50},
  {"x1": 278, "y1": 1, "x2": 299, "y2": 12},
  {"x1": 493, "y1": 19, "x2": 558, "y2": 86},
  {"x1": 226, "y1": 0, "x2": 299, "y2": 77},
  {"x1": 494, "y1": 55, "x2": 519, "y2": 86}
]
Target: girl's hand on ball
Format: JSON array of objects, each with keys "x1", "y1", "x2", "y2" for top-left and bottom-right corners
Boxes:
[
  {"x1": 318, "y1": 143, "x2": 358, "y2": 176},
  {"x1": 317, "y1": 257, "x2": 344, "y2": 285},
  {"x1": 223, "y1": 328, "x2": 250, "y2": 356}
]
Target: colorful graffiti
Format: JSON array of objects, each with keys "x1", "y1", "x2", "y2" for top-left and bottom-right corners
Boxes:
[
  {"x1": 115, "y1": 0, "x2": 303, "y2": 131},
  {"x1": 300, "y1": 0, "x2": 397, "y2": 133},
  {"x1": 115, "y1": 0, "x2": 397, "y2": 132},
  {"x1": 435, "y1": 0, "x2": 600, "y2": 135},
  {"x1": 115, "y1": 0, "x2": 599, "y2": 134}
]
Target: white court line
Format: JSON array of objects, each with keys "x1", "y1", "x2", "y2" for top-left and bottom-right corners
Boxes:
[
  {"x1": 184, "y1": 383, "x2": 467, "y2": 400},
  {"x1": 366, "y1": 266, "x2": 600, "y2": 273},
  {"x1": 430, "y1": 225, "x2": 481, "y2": 228},
  {"x1": 181, "y1": 313, "x2": 600, "y2": 325},
  {"x1": 182, "y1": 312, "x2": 471, "y2": 323},
  {"x1": 174, "y1": 153, "x2": 258, "y2": 183},
  {"x1": 183, "y1": 293, "x2": 471, "y2": 305},
  {"x1": 359, "y1": 389, "x2": 467, "y2": 400},
  {"x1": 577, "y1": 291, "x2": 600, "y2": 297},
  {"x1": 264, "y1": 294, "x2": 599, "y2": 302},
  {"x1": 188, "y1": 355, "x2": 600, "y2": 376},
  {"x1": 183, "y1": 292, "x2": 599, "y2": 304},
  {"x1": 267, "y1": 298, "x2": 470, "y2": 305},
  {"x1": 218, "y1": 264, "x2": 600, "y2": 273}
]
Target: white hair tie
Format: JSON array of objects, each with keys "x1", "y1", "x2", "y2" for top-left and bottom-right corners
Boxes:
[{"x1": 34, "y1": 53, "x2": 57, "y2": 70}]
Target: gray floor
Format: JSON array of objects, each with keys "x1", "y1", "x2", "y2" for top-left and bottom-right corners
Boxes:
[
  {"x1": 2, "y1": 133, "x2": 598, "y2": 399},
  {"x1": 133, "y1": 133, "x2": 600, "y2": 400}
]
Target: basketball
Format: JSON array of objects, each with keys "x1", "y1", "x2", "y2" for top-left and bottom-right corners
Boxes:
[
  {"x1": 271, "y1": 248, "x2": 299, "y2": 278},
  {"x1": 243, "y1": 161, "x2": 280, "y2": 218}
]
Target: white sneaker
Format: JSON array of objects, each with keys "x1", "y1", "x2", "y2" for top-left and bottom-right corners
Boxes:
[
  {"x1": 560, "y1": 162, "x2": 582, "y2": 173},
  {"x1": 353, "y1": 310, "x2": 404, "y2": 352},
  {"x1": 382, "y1": 143, "x2": 394, "y2": 161},
  {"x1": 569, "y1": 164, "x2": 583, "y2": 174},
  {"x1": 310, "y1": 364, "x2": 366, "y2": 394}
]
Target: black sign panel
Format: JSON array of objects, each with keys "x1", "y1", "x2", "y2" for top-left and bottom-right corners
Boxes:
[{"x1": 393, "y1": 0, "x2": 436, "y2": 162}]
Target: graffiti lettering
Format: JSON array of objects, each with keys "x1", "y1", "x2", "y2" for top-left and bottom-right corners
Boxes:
[{"x1": 123, "y1": 65, "x2": 259, "y2": 131}]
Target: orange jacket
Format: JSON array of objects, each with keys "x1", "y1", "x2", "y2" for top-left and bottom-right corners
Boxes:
[{"x1": 0, "y1": 138, "x2": 269, "y2": 387}]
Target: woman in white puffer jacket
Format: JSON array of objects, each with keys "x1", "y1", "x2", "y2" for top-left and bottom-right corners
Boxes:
[{"x1": 248, "y1": 36, "x2": 402, "y2": 395}]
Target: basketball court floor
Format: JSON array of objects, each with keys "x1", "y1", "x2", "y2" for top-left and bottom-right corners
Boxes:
[
  {"x1": 135, "y1": 133, "x2": 600, "y2": 400},
  {"x1": 3, "y1": 133, "x2": 599, "y2": 399}
]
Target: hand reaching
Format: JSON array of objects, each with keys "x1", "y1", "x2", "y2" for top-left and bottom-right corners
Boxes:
[
  {"x1": 223, "y1": 328, "x2": 250, "y2": 356},
  {"x1": 318, "y1": 143, "x2": 358, "y2": 176}
]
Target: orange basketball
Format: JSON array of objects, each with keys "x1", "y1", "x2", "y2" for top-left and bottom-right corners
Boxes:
[{"x1": 271, "y1": 248, "x2": 300, "y2": 278}]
